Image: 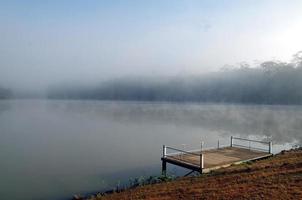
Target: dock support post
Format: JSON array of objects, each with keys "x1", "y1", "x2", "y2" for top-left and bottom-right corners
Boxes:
[
  {"x1": 269, "y1": 141, "x2": 272, "y2": 154},
  {"x1": 162, "y1": 145, "x2": 167, "y2": 176},
  {"x1": 162, "y1": 160, "x2": 167, "y2": 176},
  {"x1": 231, "y1": 136, "x2": 233, "y2": 147}
]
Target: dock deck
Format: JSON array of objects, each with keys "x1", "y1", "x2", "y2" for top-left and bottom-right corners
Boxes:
[{"x1": 161, "y1": 136, "x2": 273, "y2": 174}]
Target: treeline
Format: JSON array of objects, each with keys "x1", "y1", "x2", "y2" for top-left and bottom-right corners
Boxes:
[
  {"x1": 0, "y1": 87, "x2": 12, "y2": 99},
  {"x1": 47, "y1": 51, "x2": 302, "y2": 104}
]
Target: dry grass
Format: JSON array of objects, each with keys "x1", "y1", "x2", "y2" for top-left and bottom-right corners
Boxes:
[{"x1": 86, "y1": 148, "x2": 302, "y2": 200}]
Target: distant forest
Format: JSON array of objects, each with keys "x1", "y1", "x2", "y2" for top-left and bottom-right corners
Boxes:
[
  {"x1": 0, "y1": 87, "x2": 11, "y2": 99},
  {"x1": 47, "y1": 51, "x2": 302, "y2": 104}
]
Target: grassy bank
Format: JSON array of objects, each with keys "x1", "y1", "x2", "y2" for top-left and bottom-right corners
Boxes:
[{"x1": 77, "y1": 148, "x2": 302, "y2": 200}]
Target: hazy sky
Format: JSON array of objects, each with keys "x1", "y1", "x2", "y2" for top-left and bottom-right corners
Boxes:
[{"x1": 1, "y1": 0, "x2": 302, "y2": 90}]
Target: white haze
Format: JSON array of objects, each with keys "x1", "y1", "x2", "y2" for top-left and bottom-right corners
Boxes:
[{"x1": 0, "y1": 0, "x2": 302, "y2": 91}]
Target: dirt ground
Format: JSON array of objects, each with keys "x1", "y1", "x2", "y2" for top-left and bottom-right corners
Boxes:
[{"x1": 86, "y1": 148, "x2": 302, "y2": 200}]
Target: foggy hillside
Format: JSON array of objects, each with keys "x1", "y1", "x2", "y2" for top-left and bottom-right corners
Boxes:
[
  {"x1": 0, "y1": 87, "x2": 12, "y2": 99},
  {"x1": 47, "y1": 52, "x2": 302, "y2": 104}
]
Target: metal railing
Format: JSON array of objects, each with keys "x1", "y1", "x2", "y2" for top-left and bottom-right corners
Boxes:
[
  {"x1": 163, "y1": 145, "x2": 204, "y2": 169},
  {"x1": 162, "y1": 136, "x2": 272, "y2": 172},
  {"x1": 231, "y1": 136, "x2": 272, "y2": 153}
]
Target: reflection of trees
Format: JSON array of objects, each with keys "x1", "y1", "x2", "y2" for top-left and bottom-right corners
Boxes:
[
  {"x1": 48, "y1": 101, "x2": 302, "y2": 145},
  {"x1": 183, "y1": 106, "x2": 302, "y2": 145},
  {"x1": 0, "y1": 101, "x2": 11, "y2": 116}
]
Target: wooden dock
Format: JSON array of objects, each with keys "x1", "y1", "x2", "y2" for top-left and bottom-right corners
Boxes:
[{"x1": 161, "y1": 136, "x2": 273, "y2": 174}]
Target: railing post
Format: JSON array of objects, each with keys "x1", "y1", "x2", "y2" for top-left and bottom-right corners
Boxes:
[
  {"x1": 201, "y1": 140, "x2": 204, "y2": 151},
  {"x1": 269, "y1": 142, "x2": 272, "y2": 154},
  {"x1": 181, "y1": 144, "x2": 186, "y2": 158},
  {"x1": 200, "y1": 153, "x2": 204, "y2": 170},
  {"x1": 163, "y1": 145, "x2": 166, "y2": 158},
  {"x1": 231, "y1": 136, "x2": 233, "y2": 147}
]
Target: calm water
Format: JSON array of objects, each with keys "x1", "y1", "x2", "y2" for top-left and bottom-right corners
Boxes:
[{"x1": 0, "y1": 100, "x2": 301, "y2": 200}]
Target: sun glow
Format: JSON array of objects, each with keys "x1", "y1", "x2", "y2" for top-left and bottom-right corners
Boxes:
[{"x1": 270, "y1": 20, "x2": 302, "y2": 61}]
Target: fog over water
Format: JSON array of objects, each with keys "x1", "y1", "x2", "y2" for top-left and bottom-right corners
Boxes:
[
  {"x1": 0, "y1": 100, "x2": 300, "y2": 200},
  {"x1": 1, "y1": 1, "x2": 302, "y2": 200}
]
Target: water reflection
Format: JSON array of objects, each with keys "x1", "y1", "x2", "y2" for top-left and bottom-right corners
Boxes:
[
  {"x1": 0, "y1": 100, "x2": 11, "y2": 115},
  {"x1": 47, "y1": 101, "x2": 302, "y2": 144},
  {"x1": 0, "y1": 100, "x2": 301, "y2": 200}
]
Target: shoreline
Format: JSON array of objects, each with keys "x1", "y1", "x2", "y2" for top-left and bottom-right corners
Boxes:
[{"x1": 75, "y1": 147, "x2": 302, "y2": 200}]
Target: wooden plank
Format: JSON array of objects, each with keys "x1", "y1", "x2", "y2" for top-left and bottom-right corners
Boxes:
[
  {"x1": 162, "y1": 146, "x2": 272, "y2": 173},
  {"x1": 202, "y1": 147, "x2": 270, "y2": 168}
]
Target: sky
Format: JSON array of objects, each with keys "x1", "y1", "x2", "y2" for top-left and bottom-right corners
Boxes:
[{"x1": 1, "y1": 0, "x2": 302, "y2": 90}]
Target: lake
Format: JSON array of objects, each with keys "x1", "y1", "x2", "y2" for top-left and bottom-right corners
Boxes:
[{"x1": 0, "y1": 100, "x2": 301, "y2": 200}]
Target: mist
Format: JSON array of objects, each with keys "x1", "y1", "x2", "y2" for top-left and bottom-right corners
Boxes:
[
  {"x1": 45, "y1": 52, "x2": 302, "y2": 104},
  {"x1": 1, "y1": 0, "x2": 302, "y2": 93},
  {"x1": 2, "y1": 50, "x2": 302, "y2": 104},
  {"x1": 2, "y1": 2, "x2": 302, "y2": 199}
]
